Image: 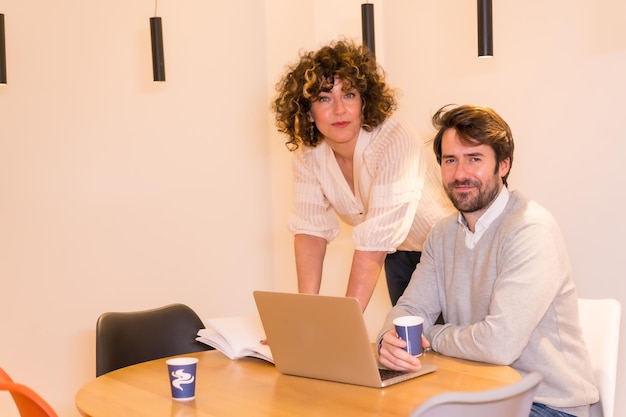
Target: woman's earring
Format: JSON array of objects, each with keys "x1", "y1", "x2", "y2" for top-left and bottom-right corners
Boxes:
[{"x1": 309, "y1": 124, "x2": 315, "y2": 143}]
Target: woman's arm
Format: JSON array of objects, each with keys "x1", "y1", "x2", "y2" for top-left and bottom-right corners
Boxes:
[
  {"x1": 346, "y1": 249, "x2": 387, "y2": 311},
  {"x1": 294, "y1": 234, "x2": 327, "y2": 294}
]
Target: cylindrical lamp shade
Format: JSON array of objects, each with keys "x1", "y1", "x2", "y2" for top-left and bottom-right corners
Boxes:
[
  {"x1": 150, "y1": 17, "x2": 166, "y2": 81},
  {"x1": 477, "y1": 0, "x2": 493, "y2": 57},
  {"x1": 361, "y1": 4, "x2": 375, "y2": 57},
  {"x1": 0, "y1": 14, "x2": 7, "y2": 84}
]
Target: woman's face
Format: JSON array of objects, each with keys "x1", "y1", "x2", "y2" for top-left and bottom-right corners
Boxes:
[{"x1": 308, "y1": 78, "x2": 362, "y2": 148}]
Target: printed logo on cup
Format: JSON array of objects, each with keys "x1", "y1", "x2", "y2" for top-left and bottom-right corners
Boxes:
[{"x1": 171, "y1": 368, "x2": 195, "y2": 390}]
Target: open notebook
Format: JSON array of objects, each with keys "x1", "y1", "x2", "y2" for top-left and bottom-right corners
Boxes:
[{"x1": 253, "y1": 291, "x2": 436, "y2": 388}]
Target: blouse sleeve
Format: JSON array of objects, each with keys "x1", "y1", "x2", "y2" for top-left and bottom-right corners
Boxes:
[
  {"x1": 287, "y1": 149, "x2": 340, "y2": 242},
  {"x1": 353, "y1": 119, "x2": 426, "y2": 251}
]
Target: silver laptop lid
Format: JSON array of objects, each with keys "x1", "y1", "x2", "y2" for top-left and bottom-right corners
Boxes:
[{"x1": 253, "y1": 291, "x2": 435, "y2": 388}]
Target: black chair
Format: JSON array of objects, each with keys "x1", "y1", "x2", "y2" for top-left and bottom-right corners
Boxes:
[{"x1": 95, "y1": 303, "x2": 212, "y2": 376}]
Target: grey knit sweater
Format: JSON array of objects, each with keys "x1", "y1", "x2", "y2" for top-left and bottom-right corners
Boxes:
[{"x1": 379, "y1": 190, "x2": 598, "y2": 416}]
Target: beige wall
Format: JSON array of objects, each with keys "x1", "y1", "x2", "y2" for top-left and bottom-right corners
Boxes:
[{"x1": 1, "y1": 1, "x2": 624, "y2": 416}]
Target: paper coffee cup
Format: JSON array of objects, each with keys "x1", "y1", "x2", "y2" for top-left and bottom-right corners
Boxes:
[
  {"x1": 393, "y1": 316, "x2": 424, "y2": 356},
  {"x1": 166, "y1": 357, "x2": 198, "y2": 401}
]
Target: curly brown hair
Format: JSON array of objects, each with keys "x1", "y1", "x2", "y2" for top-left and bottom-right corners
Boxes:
[{"x1": 272, "y1": 39, "x2": 397, "y2": 151}]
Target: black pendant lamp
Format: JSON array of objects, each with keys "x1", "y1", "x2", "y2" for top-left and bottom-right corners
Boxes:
[
  {"x1": 0, "y1": 13, "x2": 7, "y2": 84},
  {"x1": 477, "y1": 0, "x2": 493, "y2": 57},
  {"x1": 150, "y1": 1, "x2": 166, "y2": 82},
  {"x1": 361, "y1": 3, "x2": 375, "y2": 57}
]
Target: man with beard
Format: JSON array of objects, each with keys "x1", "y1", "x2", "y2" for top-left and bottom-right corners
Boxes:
[{"x1": 376, "y1": 105, "x2": 598, "y2": 417}]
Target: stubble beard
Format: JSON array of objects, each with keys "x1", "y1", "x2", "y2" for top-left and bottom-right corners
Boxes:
[{"x1": 446, "y1": 178, "x2": 501, "y2": 213}]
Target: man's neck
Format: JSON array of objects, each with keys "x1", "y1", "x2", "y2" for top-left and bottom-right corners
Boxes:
[{"x1": 461, "y1": 185, "x2": 507, "y2": 232}]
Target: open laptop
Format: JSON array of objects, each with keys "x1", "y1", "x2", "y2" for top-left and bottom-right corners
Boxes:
[{"x1": 253, "y1": 291, "x2": 436, "y2": 388}]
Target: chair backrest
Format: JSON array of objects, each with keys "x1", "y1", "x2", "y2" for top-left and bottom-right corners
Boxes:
[
  {"x1": 96, "y1": 303, "x2": 212, "y2": 376},
  {"x1": 0, "y1": 368, "x2": 59, "y2": 417},
  {"x1": 408, "y1": 372, "x2": 543, "y2": 417},
  {"x1": 578, "y1": 298, "x2": 621, "y2": 417}
]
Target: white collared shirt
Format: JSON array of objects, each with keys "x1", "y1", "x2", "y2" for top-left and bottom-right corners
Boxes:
[{"x1": 458, "y1": 187, "x2": 510, "y2": 249}]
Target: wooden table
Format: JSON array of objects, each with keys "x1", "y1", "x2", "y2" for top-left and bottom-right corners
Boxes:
[{"x1": 75, "y1": 349, "x2": 520, "y2": 417}]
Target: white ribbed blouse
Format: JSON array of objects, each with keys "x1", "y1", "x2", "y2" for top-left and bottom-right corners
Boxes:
[{"x1": 288, "y1": 118, "x2": 454, "y2": 252}]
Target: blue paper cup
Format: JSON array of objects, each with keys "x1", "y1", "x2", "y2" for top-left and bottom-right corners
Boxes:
[
  {"x1": 166, "y1": 357, "x2": 198, "y2": 401},
  {"x1": 393, "y1": 316, "x2": 424, "y2": 356}
]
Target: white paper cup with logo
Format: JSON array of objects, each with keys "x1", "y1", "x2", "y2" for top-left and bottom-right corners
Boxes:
[
  {"x1": 393, "y1": 316, "x2": 424, "y2": 356},
  {"x1": 166, "y1": 357, "x2": 198, "y2": 401}
]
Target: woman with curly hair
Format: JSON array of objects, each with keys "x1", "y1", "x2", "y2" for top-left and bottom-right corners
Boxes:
[{"x1": 272, "y1": 39, "x2": 452, "y2": 311}]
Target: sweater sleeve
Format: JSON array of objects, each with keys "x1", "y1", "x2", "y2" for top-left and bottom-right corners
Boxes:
[{"x1": 377, "y1": 218, "x2": 452, "y2": 341}]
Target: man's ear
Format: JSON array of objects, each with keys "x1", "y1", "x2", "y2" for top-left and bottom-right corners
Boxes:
[{"x1": 499, "y1": 157, "x2": 511, "y2": 178}]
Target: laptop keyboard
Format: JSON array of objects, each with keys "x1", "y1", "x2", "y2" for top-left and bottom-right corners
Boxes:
[{"x1": 379, "y1": 368, "x2": 409, "y2": 381}]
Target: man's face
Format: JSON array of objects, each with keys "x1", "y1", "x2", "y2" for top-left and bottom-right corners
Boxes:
[{"x1": 440, "y1": 128, "x2": 510, "y2": 217}]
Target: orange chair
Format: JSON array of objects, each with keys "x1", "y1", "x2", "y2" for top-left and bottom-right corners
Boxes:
[{"x1": 0, "y1": 368, "x2": 58, "y2": 417}]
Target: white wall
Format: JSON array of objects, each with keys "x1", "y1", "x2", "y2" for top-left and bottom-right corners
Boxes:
[
  {"x1": 1, "y1": 1, "x2": 624, "y2": 416},
  {"x1": 0, "y1": 1, "x2": 273, "y2": 416}
]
